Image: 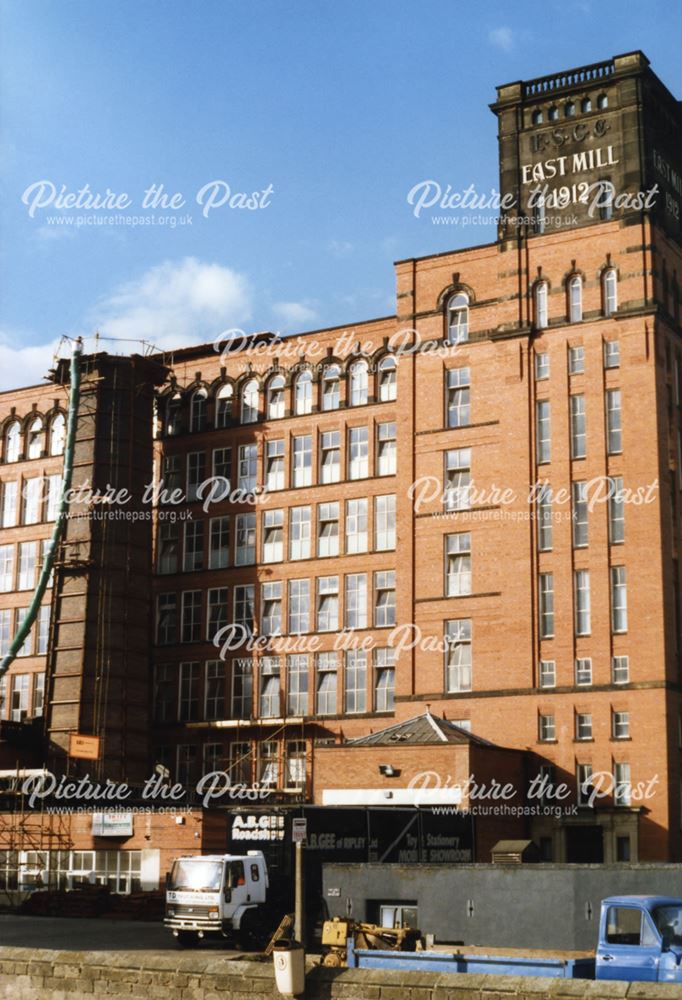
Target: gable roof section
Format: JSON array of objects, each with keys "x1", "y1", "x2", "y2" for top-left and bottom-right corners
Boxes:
[{"x1": 345, "y1": 712, "x2": 495, "y2": 748}]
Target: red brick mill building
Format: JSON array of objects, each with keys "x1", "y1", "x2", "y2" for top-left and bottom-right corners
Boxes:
[{"x1": 0, "y1": 51, "x2": 681, "y2": 892}]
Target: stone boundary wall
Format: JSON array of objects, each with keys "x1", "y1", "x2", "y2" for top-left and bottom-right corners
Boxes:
[{"x1": 0, "y1": 947, "x2": 679, "y2": 999}]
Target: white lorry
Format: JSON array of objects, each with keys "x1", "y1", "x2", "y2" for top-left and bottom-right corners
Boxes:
[{"x1": 164, "y1": 850, "x2": 273, "y2": 947}]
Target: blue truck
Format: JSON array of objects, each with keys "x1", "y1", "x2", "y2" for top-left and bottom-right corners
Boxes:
[{"x1": 343, "y1": 896, "x2": 682, "y2": 983}]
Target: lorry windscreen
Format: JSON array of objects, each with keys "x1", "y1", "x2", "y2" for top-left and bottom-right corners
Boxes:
[
  {"x1": 170, "y1": 860, "x2": 223, "y2": 892},
  {"x1": 653, "y1": 906, "x2": 682, "y2": 947}
]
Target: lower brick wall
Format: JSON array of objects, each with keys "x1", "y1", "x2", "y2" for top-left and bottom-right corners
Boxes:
[{"x1": 0, "y1": 947, "x2": 675, "y2": 999}]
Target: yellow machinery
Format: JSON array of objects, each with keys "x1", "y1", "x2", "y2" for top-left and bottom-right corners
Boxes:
[{"x1": 321, "y1": 917, "x2": 422, "y2": 966}]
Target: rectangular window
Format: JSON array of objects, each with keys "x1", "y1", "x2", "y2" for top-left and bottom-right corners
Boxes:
[
  {"x1": 608, "y1": 476, "x2": 625, "y2": 544},
  {"x1": 261, "y1": 581, "x2": 282, "y2": 636},
  {"x1": 238, "y1": 444, "x2": 258, "y2": 493},
  {"x1": 186, "y1": 452, "x2": 206, "y2": 502},
  {"x1": 235, "y1": 512, "x2": 256, "y2": 565},
  {"x1": 345, "y1": 498, "x2": 368, "y2": 554},
  {"x1": 288, "y1": 579, "x2": 310, "y2": 634},
  {"x1": 613, "y1": 711, "x2": 630, "y2": 740},
  {"x1": 446, "y1": 368, "x2": 471, "y2": 428},
  {"x1": 569, "y1": 345, "x2": 585, "y2": 375},
  {"x1": 45, "y1": 475, "x2": 62, "y2": 522},
  {"x1": 318, "y1": 502, "x2": 339, "y2": 557},
  {"x1": 292, "y1": 435, "x2": 313, "y2": 487},
  {"x1": 446, "y1": 532, "x2": 472, "y2": 596},
  {"x1": 228, "y1": 742, "x2": 251, "y2": 785},
  {"x1": 606, "y1": 389, "x2": 622, "y2": 454},
  {"x1": 18, "y1": 542, "x2": 37, "y2": 591},
  {"x1": 535, "y1": 353, "x2": 550, "y2": 380},
  {"x1": 572, "y1": 482, "x2": 589, "y2": 547},
  {"x1": 162, "y1": 455, "x2": 182, "y2": 494},
  {"x1": 176, "y1": 745, "x2": 198, "y2": 786},
  {"x1": 536, "y1": 400, "x2": 551, "y2": 464},
  {"x1": 22, "y1": 478, "x2": 42, "y2": 525},
  {"x1": 0, "y1": 610, "x2": 10, "y2": 658},
  {"x1": 348, "y1": 427, "x2": 369, "y2": 480},
  {"x1": 539, "y1": 573, "x2": 554, "y2": 638},
  {"x1": 37, "y1": 605, "x2": 50, "y2": 655},
  {"x1": 212, "y1": 446, "x2": 232, "y2": 484},
  {"x1": 576, "y1": 713, "x2": 593, "y2": 740},
  {"x1": 344, "y1": 650, "x2": 367, "y2": 713},
  {"x1": 316, "y1": 576, "x2": 339, "y2": 632},
  {"x1": 287, "y1": 654, "x2": 308, "y2": 715},
  {"x1": 204, "y1": 661, "x2": 225, "y2": 720},
  {"x1": 183, "y1": 520, "x2": 204, "y2": 572},
  {"x1": 285, "y1": 740, "x2": 306, "y2": 789},
  {"x1": 265, "y1": 439, "x2": 285, "y2": 492},
  {"x1": 289, "y1": 506, "x2": 311, "y2": 560},
  {"x1": 259, "y1": 656, "x2": 280, "y2": 717},
  {"x1": 316, "y1": 652, "x2": 337, "y2": 714},
  {"x1": 445, "y1": 449, "x2": 471, "y2": 511},
  {"x1": 539, "y1": 714, "x2": 555, "y2": 741},
  {"x1": 614, "y1": 762, "x2": 631, "y2": 806},
  {"x1": 232, "y1": 658, "x2": 254, "y2": 718},
  {"x1": 345, "y1": 574, "x2": 367, "y2": 629},
  {"x1": 575, "y1": 657, "x2": 593, "y2": 686},
  {"x1": 33, "y1": 672, "x2": 45, "y2": 717},
  {"x1": 1, "y1": 481, "x2": 18, "y2": 528},
  {"x1": 376, "y1": 422, "x2": 397, "y2": 476},
  {"x1": 611, "y1": 566, "x2": 628, "y2": 633},
  {"x1": 207, "y1": 588, "x2": 228, "y2": 641},
  {"x1": 374, "y1": 494, "x2": 396, "y2": 551},
  {"x1": 612, "y1": 655, "x2": 630, "y2": 684},
  {"x1": 577, "y1": 764, "x2": 593, "y2": 806},
  {"x1": 604, "y1": 340, "x2": 620, "y2": 369},
  {"x1": 178, "y1": 662, "x2": 200, "y2": 721},
  {"x1": 374, "y1": 648, "x2": 395, "y2": 711},
  {"x1": 574, "y1": 569, "x2": 591, "y2": 635},
  {"x1": 539, "y1": 660, "x2": 556, "y2": 688},
  {"x1": 258, "y1": 740, "x2": 279, "y2": 787},
  {"x1": 0, "y1": 545, "x2": 14, "y2": 592},
  {"x1": 15, "y1": 608, "x2": 32, "y2": 657},
  {"x1": 181, "y1": 591, "x2": 202, "y2": 643},
  {"x1": 156, "y1": 593, "x2": 177, "y2": 645},
  {"x1": 203, "y1": 742, "x2": 223, "y2": 774},
  {"x1": 157, "y1": 522, "x2": 179, "y2": 574},
  {"x1": 209, "y1": 516, "x2": 229, "y2": 569},
  {"x1": 374, "y1": 570, "x2": 396, "y2": 627},
  {"x1": 262, "y1": 508, "x2": 284, "y2": 562},
  {"x1": 570, "y1": 395, "x2": 586, "y2": 460},
  {"x1": 320, "y1": 431, "x2": 341, "y2": 484},
  {"x1": 537, "y1": 485, "x2": 553, "y2": 551},
  {"x1": 10, "y1": 675, "x2": 29, "y2": 722},
  {"x1": 445, "y1": 619, "x2": 472, "y2": 693}
]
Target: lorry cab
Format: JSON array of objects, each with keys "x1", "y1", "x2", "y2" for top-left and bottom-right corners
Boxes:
[
  {"x1": 165, "y1": 850, "x2": 268, "y2": 945},
  {"x1": 597, "y1": 895, "x2": 682, "y2": 983}
]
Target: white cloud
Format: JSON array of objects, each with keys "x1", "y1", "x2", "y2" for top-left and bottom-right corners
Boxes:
[
  {"x1": 272, "y1": 301, "x2": 318, "y2": 328},
  {"x1": 91, "y1": 257, "x2": 252, "y2": 351},
  {"x1": 489, "y1": 27, "x2": 515, "y2": 52},
  {"x1": 328, "y1": 240, "x2": 354, "y2": 258},
  {"x1": 0, "y1": 331, "x2": 62, "y2": 390}
]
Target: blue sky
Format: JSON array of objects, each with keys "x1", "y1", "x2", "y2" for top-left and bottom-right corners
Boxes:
[{"x1": 1, "y1": 0, "x2": 681, "y2": 386}]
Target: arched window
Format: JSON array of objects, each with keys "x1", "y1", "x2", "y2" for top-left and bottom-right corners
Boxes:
[
  {"x1": 532, "y1": 109, "x2": 543, "y2": 125},
  {"x1": 581, "y1": 97, "x2": 592, "y2": 113},
  {"x1": 534, "y1": 282, "x2": 549, "y2": 330},
  {"x1": 4, "y1": 420, "x2": 21, "y2": 463},
  {"x1": 603, "y1": 268, "x2": 618, "y2": 317},
  {"x1": 294, "y1": 371, "x2": 313, "y2": 415},
  {"x1": 190, "y1": 388, "x2": 207, "y2": 433},
  {"x1": 166, "y1": 394, "x2": 182, "y2": 437},
  {"x1": 49, "y1": 413, "x2": 66, "y2": 455},
  {"x1": 548, "y1": 106, "x2": 558, "y2": 122},
  {"x1": 597, "y1": 93, "x2": 608, "y2": 110},
  {"x1": 565, "y1": 101, "x2": 576, "y2": 118},
  {"x1": 568, "y1": 275, "x2": 583, "y2": 323},
  {"x1": 267, "y1": 375, "x2": 286, "y2": 419},
  {"x1": 215, "y1": 383, "x2": 233, "y2": 428},
  {"x1": 27, "y1": 417, "x2": 44, "y2": 459},
  {"x1": 448, "y1": 292, "x2": 469, "y2": 343},
  {"x1": 378, "y1": 356, "x2": 397, "y2": 401},
  {"x1": 597, "y1": 179, "x2": 613, "y2": 220},
  {"x1": 322, "y1": 366, "x2": 340, "y2": 411},
  {"x1": 349, "y1": 360, "x2": 369, "y2": 406},
  {"x1": 241, "y1": 379, "x2": 259, "y2": 424},
  {"x1": 532, "y1": 191, "x2": 546, "y2": 234}
]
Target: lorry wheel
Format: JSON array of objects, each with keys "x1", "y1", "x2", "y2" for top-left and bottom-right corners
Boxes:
[
  {"x1": 237, "y1": 909, "x2": 264, "y2": 951},
  {"x1": 176, "y1": 931, "x2": 199, "y2": 948}
]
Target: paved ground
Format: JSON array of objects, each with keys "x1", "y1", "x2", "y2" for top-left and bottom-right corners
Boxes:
[{"x1": 0, "y1": 914, "x2": 249, "y2": 954}]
